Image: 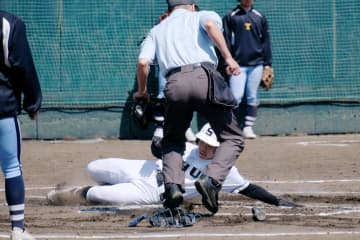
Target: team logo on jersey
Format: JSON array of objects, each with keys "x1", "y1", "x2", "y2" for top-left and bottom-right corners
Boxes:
[
  {"x1": 183, "y1": 162, "x2": 202, "y2": 179},
  {"x1": 245, "y1": 22, "x2": 252, "y2": 30}
]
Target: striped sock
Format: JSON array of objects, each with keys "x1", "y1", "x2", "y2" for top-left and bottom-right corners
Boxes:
[
  {"x1": 5, "y1": 175, "x2": 25, "y2": 230},
  {"x1": 244, "y1": 105, "x2": 257, "y2": 128},
  {"x1": 244, "y1": 115, "x2": 256, "y2": 128}
]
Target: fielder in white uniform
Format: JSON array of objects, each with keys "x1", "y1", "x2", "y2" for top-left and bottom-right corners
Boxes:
[{"x1": 48, "y1": 123, "x2": 299, "y2": 208}]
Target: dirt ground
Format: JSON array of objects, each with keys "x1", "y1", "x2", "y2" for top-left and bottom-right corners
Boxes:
[{"x1": 0, "y1": 134, "x2": 359, "y2": 240}]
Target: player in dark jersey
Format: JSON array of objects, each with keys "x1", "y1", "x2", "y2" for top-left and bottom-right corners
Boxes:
[
  {"x1": 223, "y1": 0, "x2": 273, "y2": 139},
  {"x1": 0, "y1": 10, "x2": 41, "y2": 240}
]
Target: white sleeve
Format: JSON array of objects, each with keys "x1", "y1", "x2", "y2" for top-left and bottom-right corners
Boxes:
[
  {"x1": 138, "y1": 30, "x2": 156, "y2": 63},
  {"x1": 183, "y1": 142, "x2": 197, "y2": 159},
  {"x1": 199, "y1": 11, "x2": 223, "y2": 31},
  {"x1": 183, "y1": 145, "x2": 212, "y2": 200}
]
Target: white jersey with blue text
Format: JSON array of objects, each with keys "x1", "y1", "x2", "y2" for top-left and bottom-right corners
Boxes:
[{"x1": 86, "y1": 142, "x2": 249, "y2": 205}]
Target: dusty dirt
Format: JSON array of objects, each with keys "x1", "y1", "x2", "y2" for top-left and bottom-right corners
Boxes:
[{"x1": 0, "y1": 134, "x2": 359, "y2": 240}]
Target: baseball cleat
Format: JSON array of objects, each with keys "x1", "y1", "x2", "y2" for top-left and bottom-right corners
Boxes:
[
  {"x1": 163, "y1": 183, "x2": 183, "y2": 210},
  {"x1": 11, "y1": 227, "x2": 36, "y2": 240},
  {"x1": 153, "y1": 127, "x2": 163, "y2": 138},
  {"x1": 252, "y1": 207, "x2": 266, "y2": 221},
  {"x1": 195, "y1": 175, "x2": 221, "y2": 214},
  {"x1": 47, "y1": 186, "x2": 90, "y2": 206},
  {"x1": 242, "y1": 126, "x2": 257, "y2": 139}
]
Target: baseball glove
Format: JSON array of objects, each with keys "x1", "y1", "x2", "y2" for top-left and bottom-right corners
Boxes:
[
  {"x1": 131, "y1": 97, "x2": 153, "y2": 129},
  {"x1": 151, "y1": 136, "x2": 162, "y2": 159},
  {"x1": 260, "y1": 66, "x2": 274, "y2": 90}
]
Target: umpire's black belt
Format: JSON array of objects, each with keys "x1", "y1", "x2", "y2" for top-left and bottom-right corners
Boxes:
[{"x1": 165, "y1": 63, "x2": 205, "y2": 78}]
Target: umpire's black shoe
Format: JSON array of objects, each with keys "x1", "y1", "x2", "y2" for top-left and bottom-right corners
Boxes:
[
  {"x1": 195, "y1": 175, "x2": 221, "y2": 213},
  {"x1": 163, "y1": 183, "x2": 183, "y2": 209}
]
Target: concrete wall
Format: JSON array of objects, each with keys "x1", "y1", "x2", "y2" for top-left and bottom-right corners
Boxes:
[{"x1": 19, "y1": 103, "x2": 360, "y2": 140}]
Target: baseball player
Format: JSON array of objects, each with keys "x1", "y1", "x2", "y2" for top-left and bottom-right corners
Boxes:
[
  {"x1": 47, "y1": 123, "x2": 299, "y2": 209},
  {"x1": 0, "y1": 10, "x2": 41, "y2": 240},
  {"x1": 223, "y1": 0, "x2": 273, "y2": 139}
]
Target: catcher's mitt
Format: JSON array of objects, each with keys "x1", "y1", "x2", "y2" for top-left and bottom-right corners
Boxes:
[
  {"x1": 261, "y1": 66, "x2": 274, "y2": 90},
  {"x1": 131, "y1": 98, "x2": 151, "y2": 129}
]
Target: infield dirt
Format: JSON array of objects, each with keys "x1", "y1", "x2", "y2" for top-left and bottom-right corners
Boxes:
[{"x1": 0, "y1": 134, "x2": 359, "y2": 239}]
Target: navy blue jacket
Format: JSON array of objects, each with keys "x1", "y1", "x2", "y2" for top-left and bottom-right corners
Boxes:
[
  {"x1": 223, "y1": 5, "x2": 272, "y2": 67},
  {"x1": 0, "y1": 10, "x2": 41, "y2": 119}
]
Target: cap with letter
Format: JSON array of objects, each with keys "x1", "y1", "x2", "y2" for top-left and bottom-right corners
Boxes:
[
  {"x1": 167, "y1": 0, "x2": 196, "y2": 8},
  {"x1": 195, "y1": 123, "x2": 220, "y2": 147}
]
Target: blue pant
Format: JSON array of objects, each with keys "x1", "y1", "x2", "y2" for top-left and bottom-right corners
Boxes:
[
  {"x1": 229, "y1": 65, "x2": 263, "y2": 107},
  {"x1": 0, "y1": 117, "x2": 22, "y2": 179},
  {"x1": 0, "y1": 117, "x2": 26, "y2": 229}
]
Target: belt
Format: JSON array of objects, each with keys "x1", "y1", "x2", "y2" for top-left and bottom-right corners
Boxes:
[{"x1": 165, "y1": 63, "x2": 203, "y2": 78}]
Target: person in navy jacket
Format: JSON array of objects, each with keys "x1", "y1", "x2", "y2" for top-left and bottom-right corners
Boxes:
[
  {"x1": 0, "y1": 10, "x2": 41, "y2": 240},
  {"x1": 223, "y1": 0, "x2": 272, "y2": 139}
]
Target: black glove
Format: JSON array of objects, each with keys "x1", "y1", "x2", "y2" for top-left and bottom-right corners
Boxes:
[
  {"x1": 151, "y1": 131, "x2": 162, "y2": 159},
  {"x1": 132, "y1": 98, "x2": 151, "y2": 129}
]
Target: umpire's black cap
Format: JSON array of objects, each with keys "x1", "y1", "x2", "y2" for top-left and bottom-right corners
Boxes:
[{"x1": 167, "y1": 0, "x2": 196, "y2": 8}]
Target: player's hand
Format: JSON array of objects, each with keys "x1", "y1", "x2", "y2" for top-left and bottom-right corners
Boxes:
[
  {"x1": 133, "y1": 91, "x2": 150, "y2": 102},
  {"x1": 225, "y1": 57, "x2": 240, "y2": 76},
  {"x1": 28, "y1": 111, "x2": 38, "y2": 120}
]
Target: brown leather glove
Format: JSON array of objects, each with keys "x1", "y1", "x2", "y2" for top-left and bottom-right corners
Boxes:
[{"x1": 261, "y1": 66, "x2": 274, "y2": 90}]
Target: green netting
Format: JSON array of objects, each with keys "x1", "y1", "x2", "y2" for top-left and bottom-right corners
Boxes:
[{"x1": 2, "y1": 0, "x2": 359, "y2": 107}]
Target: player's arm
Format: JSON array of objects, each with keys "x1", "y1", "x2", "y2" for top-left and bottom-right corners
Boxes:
[
  {"x1": 227, "y1": 166, "x2": 301, "y2": 207},
  {"x1": 200, "y1": 12, "x2": 239, "y2": 76},
  {"x1": 9, "y1": 18, "x2": 42, "y2": 119},
  {"x1": 239, "y1": 183, "x2": 302, "y2": 207},
  {"x1": 261, "y1": 16, "x2": 272, "y2": 66},
  {"x1": 239, "y1": 183, "x2": 279, "y2": 206},
  {"x1": 134, "y1": 33, "x2": 155, "y2": 102},
  {"x1": 135, "y1": 58, "x2": 151, "y2": 101}
]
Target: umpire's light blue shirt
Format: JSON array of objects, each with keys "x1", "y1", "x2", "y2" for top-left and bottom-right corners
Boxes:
[{"x1": 139, "y1": 9, "x2": 222, "y2": 78}]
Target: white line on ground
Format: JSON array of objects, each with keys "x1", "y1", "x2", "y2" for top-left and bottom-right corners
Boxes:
[
  {"x1": 0, "y1": 231, "x2": 360, "y2": 239},
  {"x1": 48, "y1": 138, "x2": 105, "y2": 144},
  {"x1": 271, "y1": 191, "x2": 360, "y2": 195},
  {"x1": 252, "y1": 179, "x2": 360, "y2": 184},
  {"x1": 217, "y1": 209, "x2": 360, "y2": 217},
  {"x1": 27, "y1": 195, "x2": 47, "y2": 199},
  {"x1": 26, "y1": 186, "x2": 56, "y2": 190},
  {"x1": 295, "y1": 140, "x2": 360, "y2": 147}
]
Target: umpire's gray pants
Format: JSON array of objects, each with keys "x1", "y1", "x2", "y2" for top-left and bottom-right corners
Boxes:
[{"x1": 162, "y1": 65, "x2": 244, "y2": 190}]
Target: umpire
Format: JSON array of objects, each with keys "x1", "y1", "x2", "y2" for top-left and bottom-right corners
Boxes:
[{"x1": 134, "y1": 0, "x2": 244, "y2": 214}]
